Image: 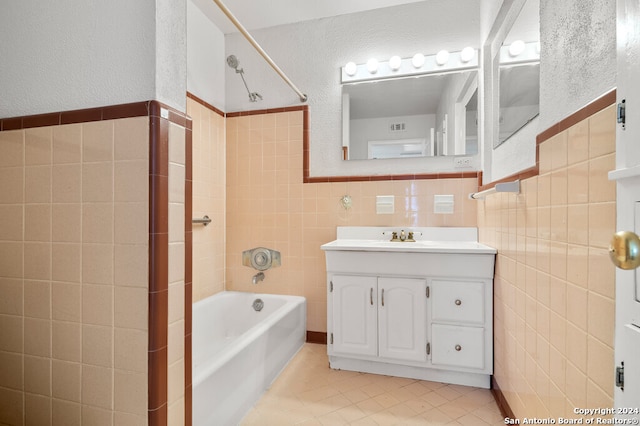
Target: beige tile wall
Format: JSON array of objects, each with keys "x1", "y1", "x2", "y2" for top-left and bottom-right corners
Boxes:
[
  {"x1": 187, "y1": 98, "x2": 226, "y2": 303},
  {"x1": 0, "y1": 117, "x2": 150, "y2": 425},
  {"x1": 478, "y1": 105, "x2": 616, "y2": 417},
  {"x1": 225, "y1": 110, "x2": 479, "y2": 332}
]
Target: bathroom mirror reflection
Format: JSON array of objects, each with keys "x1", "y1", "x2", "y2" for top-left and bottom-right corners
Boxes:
[
  {"x1": 494, "y1": 0, "x2": 540, "y2": 148},
  {"x1": 342, "y1": 70, "x2": 479, "y2": 160},
  {"x1": 498, "y1": 62, "x2": 539, "y2": 145}
]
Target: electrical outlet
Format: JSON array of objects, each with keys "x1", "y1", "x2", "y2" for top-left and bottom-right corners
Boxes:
[{"x1": 454, "y1": 157, "x2": 472, "y2": 168}]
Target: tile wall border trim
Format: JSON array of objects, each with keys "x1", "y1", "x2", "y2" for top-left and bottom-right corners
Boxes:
[
  {"x1": 491, "y1": 376, "x2": 516, "y2": 420},
  {"x1": 306, "y1": 331, "x2": 328, "y2": 345},
  {"x1": 479, "y1": 88, "x2": 616, "y2": 192},
  {"x1": 186, "y1": 92, "x2": 225, "y2": 117},
  {"x1": 1, "y1": 100, "x2": 192, "y2": 426}
]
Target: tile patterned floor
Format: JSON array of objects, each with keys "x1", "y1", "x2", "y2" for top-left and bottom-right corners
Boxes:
[{"x1": 241, "y1": 343, "x2": 504, "y2": 425}]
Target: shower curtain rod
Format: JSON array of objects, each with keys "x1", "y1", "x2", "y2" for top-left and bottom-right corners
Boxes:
[{"x1": 212, "y1": 0, "x2": 308, "y2": 103}]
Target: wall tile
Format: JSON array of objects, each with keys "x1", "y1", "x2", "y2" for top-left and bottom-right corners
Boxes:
[
  {"x1": 25, "y1": 393, "x2": 52, "y2": 426},
  {"x1": 25, "y1": 166, "x2": 51, "y2": 203},
  {"x1": 52, "y1": 321, "x2": 81, "y2": 362},
  {"x1": 24, "y1": 280, "x2": 51, "y2": 319},
  {"x1": 0, "y1": 130, "x2": 25, "y2": 167},
  {"x1": 0, "y1": 315, "x2": 23, "y2": 353},
  {"x1": 82, "y1": 121, "x2": 113, "y2": 163},
  {"x1": 52, "y1": 281, "x2": 81, "y2": 321},
  {"x1": 24, "y1": 355, "x2": 51, "y2": 396},
  {"x1": 82, "y1": 284, "x2": 113, "y2": 327},
  {"x1": 82, "y1": 324, "x2": 113, "y2": 367},
  {"x1": 52, "y1": 164, "x2": 81, "y2": 203},
  {"x1": 53, "y1": 124, "x2": 82, "y2": 164},
  {"x1": 52, "y1": 203, "x2": 81, "y2": 242},
  {"x1": 25, "y1": 127, "x2": 52, "y2": 166},
  {"x1": 52, "y1": 399, "x2": 81, "y2": 426},
  {"x1": 52, "y1": 360, "x2": 81, "y2": 402},
  {"x1": 0, "y1": 351, "x2": 23, "y2": 390},
  {"x1": 0, "y1": 278, "x2": 23, "y2": 316},
  {"x1": 82, "y1": 162, "x2": 114, "y2": 202},
  {"x1": 82, "y1": 364, "x2": 113, "y2": 410},
  {"x1": 24, "y1": 317, "x2": 51, "y2": 357}
]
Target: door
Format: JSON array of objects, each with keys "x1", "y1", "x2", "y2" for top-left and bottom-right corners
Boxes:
[
  {"x1": 331, "y1": 275, "x2": 377, "y2": 356},
  {"x1": 613, "y1": 0, "x2": 640, "y2": 413},
  {"x1": 378, "y1": 277, "x2": 427, "y2": 362}
]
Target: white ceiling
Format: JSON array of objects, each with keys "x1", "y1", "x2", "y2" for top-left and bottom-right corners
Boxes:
[{"x1": 191, "y1": 0, "x2": 429, "y2": 34}]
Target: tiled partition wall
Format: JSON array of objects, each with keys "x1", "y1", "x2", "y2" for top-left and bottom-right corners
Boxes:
[
  {"x1": 225, "y1": 107, "x2": 479, "y2": 332},
  {"x1": 478, "y1": 99, "x2": 616, "y2": 417},
  {"x1": 0, "y1": 102, "x2": 191, "y2": 426},
  {"x1": 186, "y1": 95, "x2": 226, "y2": 303}
]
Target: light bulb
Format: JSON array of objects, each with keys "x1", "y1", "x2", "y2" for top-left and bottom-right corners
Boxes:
[
  {"x1": 366, "y1": 58, "x2": 379, "y2": 74},
  {"x1": 344, "y1": 62, "x2": 357, "y2": 76},
  {"x1": 436, "y1": 50, "x2": 450, "y2": 66},
  {"x1": 460, "y1": 47, "x2": 475, "y2": 63},
  {"x1": 411, "y1": 53, "x2": 425, "y2": 68},
  {"x1": 509, "y1": 40, "x2": 525, "y2": 57},
  {"x1": 389, "y1": 55, "x2": 402, "y2": 71}
]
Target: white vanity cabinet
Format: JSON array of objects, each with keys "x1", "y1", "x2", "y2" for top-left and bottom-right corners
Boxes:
[
  {"x1": 322, "y1": 226, "x2": 497, "y2": 389},
  {"x1": 331, "y1": 275, "x2": 427, "y2": 362}
]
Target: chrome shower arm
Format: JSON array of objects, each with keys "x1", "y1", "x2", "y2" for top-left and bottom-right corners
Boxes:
[{"x1": 212, "y1": 0, "x2": 308, "y2": 103}]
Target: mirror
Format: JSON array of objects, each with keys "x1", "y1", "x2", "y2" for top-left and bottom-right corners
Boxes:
[
  {"x1": 495, "y1": 0, "x2": 540, "y2": 148},
  {"x1": 498, "y1": 62, "x2": 539, "y2": 144},
  {"x1": 343, "y1": 70, "x2": 478, "y2": 160}
]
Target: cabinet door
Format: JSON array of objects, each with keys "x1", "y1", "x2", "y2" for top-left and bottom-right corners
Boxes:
[
  {"x1": 378, "y1": 277, "x2": 427, "y2": 362},
  {"x1": 332, "y1": 275, "x2": 378, "y2": 356}
]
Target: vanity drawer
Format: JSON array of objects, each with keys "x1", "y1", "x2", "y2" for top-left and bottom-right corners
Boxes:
[
  {"x1": 431, "y1": 279, "x2": 484, "y2": 325},
  {"x1": 431, "y1": 324, "x2": 484, "y2": 370}
]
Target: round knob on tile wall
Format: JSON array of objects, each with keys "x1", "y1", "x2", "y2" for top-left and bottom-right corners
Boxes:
[
  {"x1": 455, "y1": 345, "x2": 462, "y2": 351},
  {"x1": 609, "y1": 231, "x2": 640, "y2": 270},
  {"x1": 455, "y1": 299, "x2": 462, "y2": 306}
]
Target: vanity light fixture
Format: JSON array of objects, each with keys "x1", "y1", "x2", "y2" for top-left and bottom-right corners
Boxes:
[
  {"x1": 389, "y1": 55, "x2": 402, "y2": 71},
  {"x1": 411, "y1": 53, "x2": 425, "y2": 68},
  {"x1": 460, "y1": 46, "x2": 475, "y2": 63},
  {"x1": 435, "y1": 50, "x2": 450, "y2": 66},
  {"x1": 341, "y1": 48, "x2": 478, "y2": 83},
  {"x1": 367, "y1": 58, "x2": 379, "y2": 74},
  {"x1": 344, "y1": 61, "x2": 357, "y2": 76},
  {"x1": 508, "y1": 40, "x2": 526, "y2": 57}
]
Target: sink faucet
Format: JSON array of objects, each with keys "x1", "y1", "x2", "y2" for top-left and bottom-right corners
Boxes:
[{"x1": 252, "y1": 272, "x2": 265, "y2": 285}]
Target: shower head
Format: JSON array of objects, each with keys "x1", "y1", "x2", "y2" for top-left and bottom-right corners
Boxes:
[{"x1": 226, "y1": 55, "x2": 239, "y2": 70}]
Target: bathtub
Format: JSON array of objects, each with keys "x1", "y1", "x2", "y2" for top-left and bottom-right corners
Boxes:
[{"x1": 192, "y1": 291, "x2": 306, "y2": 426}]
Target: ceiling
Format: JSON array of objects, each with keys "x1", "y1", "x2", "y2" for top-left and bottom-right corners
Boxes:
[{"x1": 191, "y1": 0, "x2": 429, "y2": 34}]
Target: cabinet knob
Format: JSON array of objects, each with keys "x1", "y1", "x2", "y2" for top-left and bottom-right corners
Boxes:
[
  {"x1": 455, "y1": 344, "x2": 462, "y2": 351},
  {"x1": 455, "y1": 299, "x2": 462, "y2": 306}
]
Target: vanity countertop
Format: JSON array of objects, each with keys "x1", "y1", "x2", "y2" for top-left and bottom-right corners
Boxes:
[
  {"x1": 321, "y1": 239, "x2": 496, "y2": 254},
  {"x1": 320, "y1": 226, "x2": 497, "y2": 255}
]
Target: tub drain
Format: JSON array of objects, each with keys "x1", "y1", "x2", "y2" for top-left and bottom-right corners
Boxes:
[{"x1": 252, "y1": 299, "x2": 264, "y2": 312}]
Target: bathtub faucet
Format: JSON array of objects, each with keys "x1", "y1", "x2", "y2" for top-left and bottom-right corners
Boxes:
[{"x1": 252, "y1": 272, "x2": 265, "y2": 285}]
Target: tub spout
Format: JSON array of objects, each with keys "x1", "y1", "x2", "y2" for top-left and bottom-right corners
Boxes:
[{"x1": 252, "y1": 272, "x2": 265, "y2": 285}]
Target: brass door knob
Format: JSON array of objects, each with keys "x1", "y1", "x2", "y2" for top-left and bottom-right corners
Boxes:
[{"x1": 609, "y1": 231, "x2": 640, "y2": 270}]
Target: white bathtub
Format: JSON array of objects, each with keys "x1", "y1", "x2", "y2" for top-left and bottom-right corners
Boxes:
[{"x1": 192, "y1": 291, "x2": 306, "y2": 426}]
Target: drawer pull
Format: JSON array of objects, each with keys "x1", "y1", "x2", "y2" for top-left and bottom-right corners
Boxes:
[
  {"x1": 381, "y1": 289, "x2": 385, "y2": 307},
  {"x1": 455, "y1": 344, "x2": 462, "y2": 351},
  {"x1": 370, "y1": 288, "x2": 373, "y2": 305},
  {"x1": 455, "y1": 299, "x2": 462, "y2": 306}
]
